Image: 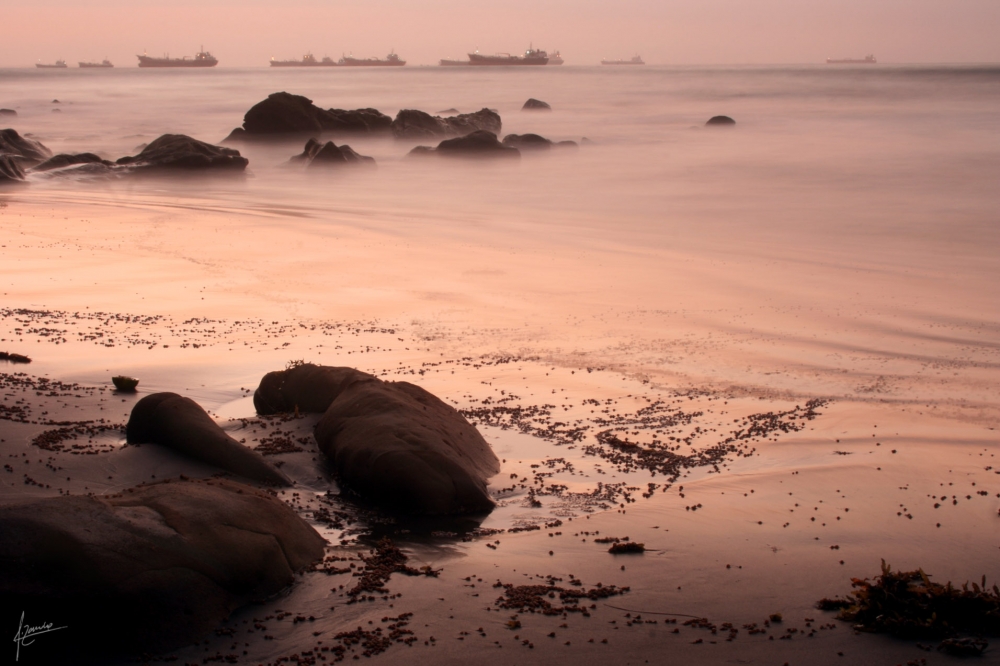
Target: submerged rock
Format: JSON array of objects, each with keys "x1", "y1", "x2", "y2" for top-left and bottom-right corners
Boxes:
[
  {"x1": 226, "y1": 92, "x2": 392, "y2": 139},
  {"x1": 706, "y1": 115, "x2": 736, "y2": 126},
  {"x1": 0, "y1": 108, "x2": 16, "y2": 116},
  {"x1": 409, "y1": 130, "x2": 520, "y2": 159},
  {"x1": 0, "y1": 154, "x2": 25, "y2": 184},
  {"x1": 127, "y1": 392, "x2": 290, "y2": 486},
  {"x1": 391, "y1": 108, "x2": 502, "y2": 139},
  {"x1": 290, "y1": 137, "x2": 375, "y2": 167},
  {"x1": 116, "y1": 134, "x2": 248, "y2": 172},
  {"x1": 0, "y1": 128, "x2": 52, "y2": 167},
  {"x1": 30, "y1": 152, "x2": 113, "y2": 173},
  {"x1": 254, "y1": 363, "x2": 500, "y2": 515},
  {"x1": 0, "y1": 477, "x2": 324, "y2": 661},
  {"x1": 521, "y1": 98, "x2": 552, "y2": 111}
]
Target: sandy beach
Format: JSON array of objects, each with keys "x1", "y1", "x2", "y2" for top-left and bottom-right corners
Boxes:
[{"x1": 2, "y1": 64, "x2": 1000, "y2": 664}]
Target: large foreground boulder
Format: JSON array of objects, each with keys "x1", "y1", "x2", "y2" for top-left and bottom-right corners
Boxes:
[
  {"x1": 0, "y1": 478, "x2": 325, "y2": 662},
  {"x1": 127, "y1": 392, "x2": 291, "y2": 486},
  {"x1": 391, "y1": 108, "x2": 502, "y2": 140},
  {"x1": 116, "y1": 134, "x2": 248, "y2": 172},
  {"x1": 0, "y1": 154, "x2": 25, "y2": 183},
  {"x1": 0, "y1": 128, "x2": 52, "y2": 167},
  {"x1": 254, "y1": 364, "x2": 500, "y2": 514},
  {"x1": 410, "y1": 130, "x2": 520, "y2": 159},
  {"x1": 226, "y1": 92, "x2": 392, "y2": 140}
]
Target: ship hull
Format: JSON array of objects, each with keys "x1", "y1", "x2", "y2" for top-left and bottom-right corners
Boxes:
[
  {"x1": 36, "y1": 64, "x2": 67, "y2": 69},
  {"x1": 467, "y1": 54, "x2": 548, "y2": 66},
  {"x1": 137, "y1": 55, "x2": 217, "y2": 68},
  {"x1": 439, "y1": 59, "x2": 470, "y2": 66},
  {"x1": 79, "y1": 62, "x2": 113, "y2": 68}
]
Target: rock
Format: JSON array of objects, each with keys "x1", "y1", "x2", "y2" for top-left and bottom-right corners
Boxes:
[
  {"x1": 52, "y1": 108, "x2": 61, "y2": 113},
  {"x1": 290, "y1": 138, "x2": 376, "y2": 168},
  {"x1": 706, "y1": 115, "x2": 736, "y2": 126},
  {"x1": 289, "y1": 137, "x2": 324, "y2": 163},
  {"x1": 51, "y1": 99, "x2": 60, "y2": 104},
  {"x1": 0, "y1": 477, "x2": 324, "y2": 661},
  {"x1": 391, "y1": 108, "x2": 502, "y2": 140},
  {"x1": 115, "y1": 134, "x2": 248, "y2": 172},
  {"x1": 127, "y1": 392, "x2": 291, "y2": 486},
  {"x1": 228, "y1": 92, "x2": 392, "y2": 139},
  {"x1": 0, "y1": 155, "x2": 25, "y2": 184},
  {"x1": 255, "y1": 364, "x2": 375, "y2": 415},
  {"x1": 0, "y1": 128, "x2": 52, "y2": 167},
  {"x1": 0, "y1": 108, "x2": 16, "y2": 116},
  {"x1": 521, "y1": 98, "x2": 552, "y2": 111},
  {"x1": 437, "y1": 108, "x2": 459, "y2": 114},
  {"x1": 502, "y1": 133, "x2": 553, "y2": 150},
  {"x1": 410, "y1": 130, "x2": 520, "y2": 159},
  {"x1": 254, "y1": 363, "x2": 500, "y2": 514},
  {"x1": 30, "y1": 152, "x2": 113, "y2": 173}
]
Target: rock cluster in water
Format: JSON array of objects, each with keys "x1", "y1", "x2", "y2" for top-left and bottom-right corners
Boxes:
[
  {"x1": 255, "y1": 363, "x2": 500, "y2": 514},
  {"x1": 409, "y1": 130, "x2": 521, "y2": 159},
  {"x1": 290, "y1": 137, "x2": 376, "y2": 168},
  {"x1": 390, "y1": 108, "x2": 502, "y2": 139},
  {"x1": 502, "y1": 133, "x2": 579, "y2": 151},
  {"x1": 224, "y1": 91, "x2": 392, "y2": 140}
]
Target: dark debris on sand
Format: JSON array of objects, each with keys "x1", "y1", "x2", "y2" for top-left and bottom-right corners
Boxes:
[{"x1": 492, "y1": 577, "x2": 629, "y2": 616}]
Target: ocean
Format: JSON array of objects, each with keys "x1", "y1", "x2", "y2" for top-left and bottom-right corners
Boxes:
[{"x1": 2, "y1": 64, "x2": 1000, "y2": 664}]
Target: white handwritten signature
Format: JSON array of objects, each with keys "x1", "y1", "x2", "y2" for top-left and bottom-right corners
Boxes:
[{"x1": 12, "y1": 611, "x2": 67, "y2": 662}]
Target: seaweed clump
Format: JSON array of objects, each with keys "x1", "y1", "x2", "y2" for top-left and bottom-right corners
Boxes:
[
  {"x1": 608, "y1": 542, "x2": 645, "y2": 554},
  {"x1": 818, "y1": 559, "x2": 1000, "y2": 642}
]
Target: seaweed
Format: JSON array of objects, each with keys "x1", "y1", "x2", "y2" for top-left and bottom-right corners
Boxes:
[
  {"x1": 608, "y1": 542, "x2": 645, "y2": 554},
  {"x1": 0, "y1": 351, "x2": 31, "y2": 363},
  {"x1": 818, "y1": 560, "x2": 1000, "y2": 640}
]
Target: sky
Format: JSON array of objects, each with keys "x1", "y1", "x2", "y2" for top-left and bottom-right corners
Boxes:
[{"x1": 3, "y1": 0, "x2": 999, "y2": 67}]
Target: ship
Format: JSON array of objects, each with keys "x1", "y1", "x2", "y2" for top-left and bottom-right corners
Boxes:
[
  {"x1": 338, "y1": 52, "x2": 406, "y2": 66},
  {"x1": 826, "y1": 54, "x2": 877, "y2": 64},
  {"x1": 548, "y1": 51, "x2": 564, "y2": 65},
  {"x1": 439, "y1": 57, "x2": 470, "y2": 66},
  {"x1": 79, "y1": 59, "x2": 114, "y2": 68},
  {"x1": 468, "y1": 46, "x2": 548, "y2": 66},
  {"x1": 269, "y1": 53, "x2": 337, "y2": 67},
  {"x1": 137, "y1": 48, "x2": 218, "y2": 68},
  {"x1": 36, "y1": 60, "x2": 67, "y2": 69},
  {"x1": 601, "y1": 55, "x2": 644, "y2": 65}
]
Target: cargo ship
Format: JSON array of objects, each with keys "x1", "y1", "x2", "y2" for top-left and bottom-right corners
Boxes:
[
  {"x1": 826, "y1": 54, "x2": 877, "y2": 64},
  {"x1": 468, "y1": 46, "x2": 548, "y2": 66},
  {"x1": 548, "y1": 51, "x2": 564, "y2": 65},
  {"x1": 269, "y1": 53, "x2": 337, "y2": 67},
  {"x1": 439, "y1": 58, "x2": 470, "y2": 66},
  {"x1": 137, "y1": 48, "x2": 218, "y2": 68},
  {"x1": 601, "y1": 55, "x2": 644, "y2": 65},
  {"x1": 36, "y1": 60, "x2": 67, "y2": 69},
  {"x1": 79, "y1": 59, "x2": 114, "y2": 68},
  {"x1": 338, "y1": 52, "x2": 405, "y2": 66}
]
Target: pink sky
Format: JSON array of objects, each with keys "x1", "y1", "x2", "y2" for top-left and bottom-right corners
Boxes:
[{"x1": 5, "y1": 0, "x2": 1000, "y2": 67}]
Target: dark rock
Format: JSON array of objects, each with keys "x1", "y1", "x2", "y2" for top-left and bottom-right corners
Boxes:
[
  {"x1": 289, "y1": 137, "x2": 325, "y2": 163},
  {"x1": 502, "y1": 133, "x2": 553, "y2": 150},
  {"x1": 522, "y1": 98, "x2": 552, "y2": 111},
  {"x1": 0, "y1": 128, "x2": 52, "y2": 167},
  {"x1": 391, "y1": 108, "x2": 502, "y2": 140},
  {"x1": 115, "y1": 134, "x2": 248, "y2": 172},
  {"x1": 127, "y1": 392, "x2": 290, "y2": 486},
  {"x1": 229, "y1": 92, "x2": 392, "y2": 139},
  {"x1": 410, "y1": 130, "x2": 520, "y2": 159},
  {"x1": 0, "y1": 109, "x2": 16, "y2": 116},
  {"x1": 0, "y1": 155, "x2": 25, "y2": 184},
  {"x1": 30, "y1": 152, "x2": 113, "y2": 173},
  {"x1": 51, "y1": 99, "x2": 60, "y2": 104},
  {"x1": 52, "y1": 108, "x2": 61, "y2": 113},
  {"x1": 0, "y1": 477, "x2": 325, "y2": 662},
  {"x1": 556, "y1": 140, "x2": 580, "y2": 149},
  {"x1": 254, "y1": 363, "x2": 500, "y2": 514},
  {"x1": 706, "y1": 115, "x2": 736, "y2": 126},
  {"x1": 255, "y1": 364, "x2": 375, "y2": 415},
  {"x1": 437, "y1": 108, "x2": 459, "y2": 114},
  {"x1": 303, "y1": 139, "x2": 375, "y2": 168}
]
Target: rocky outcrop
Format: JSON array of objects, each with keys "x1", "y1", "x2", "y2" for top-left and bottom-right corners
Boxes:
[
  {"x1": 116, "y1": 134, "x2": 248, "y2": 172},
  {"x1": 0, "y1": 478, "x2": 325, "y2": 662},
  {"x1": 391, "y1": 108, "x2": 502, "y2": 140},
  {"x1": 225, "y1": 92, "x2": 392, "y2": 140},
  {"x1": 0, "y1": 128, "x2": 52, "y2": 167},
  {"x1": 521, "y1": 98, "x2": 552, "y2": 111},
  {"x1": 409, "y1": 130, "x2": 520, "y2": 159},
  {"x1": 127, "y1": 392, "x2": 290, "y2": 486},
  {"x1": 706, "y1": 115, "x2": 736, "y2": 126},
  {"x1": 502, "y1": 134, "x2": 578, "y2": 151},
  {"x1": 0, "y1": 109, "x2": 16, "y2": 116},
  {"x1": 254, "y1": 364, "x2": 500, "y2": 515},
  {"x1": 30, "y1": 152, "x2": 114, "y2": 173},
  {"x1": 0, "y1": 154, "x2": 25, "y2": 184},
  {"x1": 289, "y1": 138, "x2": 375, "y2": 167}
]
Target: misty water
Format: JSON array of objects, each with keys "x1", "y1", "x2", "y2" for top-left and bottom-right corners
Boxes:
[{"x1": 3, "y1": 65, "x2": 1000, "y2": 665}]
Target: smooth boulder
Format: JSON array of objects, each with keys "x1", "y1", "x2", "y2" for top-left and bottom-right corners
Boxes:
[
  {"x1": 290, "y1": 138, "x2": 375, "y2": 167},
  {"x1": 127, "y1": 392, "x2": 291, "y2": 486},
  {"x1": 391, "y1": 108, "x2": 502, "y2": 140},
  {"x1": 521, "y1": 98, "x2": 552, "y2": 111},
  {"x1": 0, "y1": 478, "x2": 325, "y2": 661},
  {"x1": 254, "y1": 364, "x2": 500, "y2": 515},
  {"x1": 706, "y1": 115, "x2": 736, "y2": 126},
  {"x1": 116, "y1": 134, "x2": 248, "y2": 172},
  {"x1": 226, "y1": 92, "x2": 392, "y2": 140},
  {"x1": 0, "y1": 108, "x2": 16, "y2": 116},
  {"x1": 410, "y1": 130, "x2": 520, "y2": 159},
  {"x1": 0, "y1": 128, "x2": 52, "y2": 167},
  {"x1": 30, "y1": 152, "x2": 114, "y2": 173}
]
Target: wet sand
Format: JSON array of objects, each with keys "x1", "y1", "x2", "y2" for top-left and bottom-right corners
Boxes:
[{"x1": 2, "y1": 189, "x2": 999, "y2": 665}]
